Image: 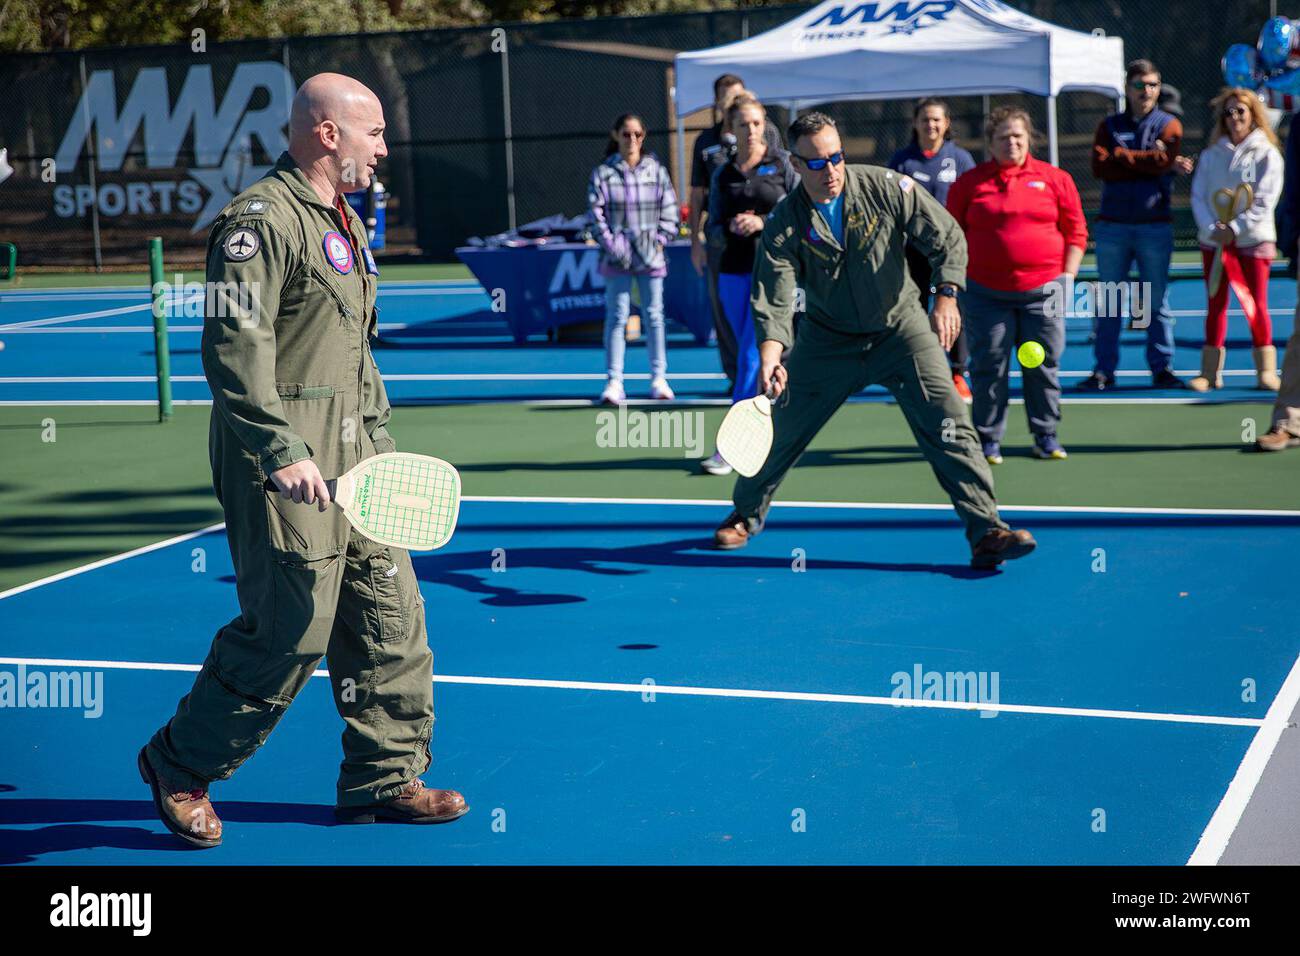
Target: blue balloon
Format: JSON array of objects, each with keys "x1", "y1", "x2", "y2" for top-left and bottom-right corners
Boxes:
[
  {"x1": 1223, "y1": 44, "x2": 1259, "y2": 88},
  {"x1": 1266, "y1": 65, "x2": 1300, "y2": 95},
  {"x1": 1258, "y1": 17, "x2": 1296, "y2": 71}
]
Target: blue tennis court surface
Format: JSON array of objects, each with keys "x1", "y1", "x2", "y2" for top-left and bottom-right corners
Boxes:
[
  {"x1": 0, "y1": 276, "x2": 1293, "y2": 404},
  {"x1": 2, "y1": 499, "x2": 1296, "y2": 864}
]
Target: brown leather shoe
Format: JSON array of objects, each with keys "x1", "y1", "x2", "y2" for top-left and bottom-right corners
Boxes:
[
  {"x1": 713, "y1": 511, "x2": 752, "y2": 550},
  {"x1": 337, "y1": 779, "x2": 469, "y2": 825},
  {"x1": 137, "y1": 747, "x2": 222, "y2": 848},
  {"x1": 971, "y1": 528, "x2": 1037, "y2": 569},
  {"x1": 1258, "y1": 425, "x2": 1300, "y2": 452}
]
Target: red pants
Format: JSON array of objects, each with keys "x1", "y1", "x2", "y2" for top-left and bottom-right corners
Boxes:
[{"x1": 1201, "y1": 247, "x2": 1273, "y2": 348}]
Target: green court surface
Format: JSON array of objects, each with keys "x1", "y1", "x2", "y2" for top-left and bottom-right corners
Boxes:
[
  {"x1": 0, "y1": 250, "x2": 1238, "y2": 291},
  {"x1": 0, "y1": 262, "x2": 474, "y2": 289},
  {"x1": 1, "y1": 401, "x2": 1293, "y2": 593}
]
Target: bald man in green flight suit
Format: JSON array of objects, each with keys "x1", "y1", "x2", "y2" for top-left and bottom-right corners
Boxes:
[
  {"x1": 712, "y1": 113, "x2": 1036, "y2": 568},
  {"x1": 138, "y1": 73, "x2": 467, "y2": 848}
]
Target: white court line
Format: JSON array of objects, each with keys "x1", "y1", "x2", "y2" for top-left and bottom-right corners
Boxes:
[
  {"x1": 0, "y1": 279, "x2": 481, "y2": 297},
  {"x1": 0, "y1": 326, "x2": 204, "y2": 334},
  {"x1": 3, "y1": 497, "x2": 1293, "y2": 605},
  {"x1": 0, "y1": 523, "x2": 224, "y2": 601},
  {"x1": 0, "y1": 292, "x2": 150, "y2": 302},
  {"x1": 0, "y1": 654, "x2": 1264, "y2": 729},
  {"x1": 379, "y1": 372, "x2": 724, "y2": 381},
  {"x1": 0, "y1": 294, "x2": 204, "y2": 331},
  {"x1": 0, "y1": 399, "x2": 215, "y2": 406},
  {"x1": 0, "y1": 370, "x2": 1272, "y2": 384},
  {"x1": 373, "y1": 288, "x2": 485, "y2": 296},
  {"x1": 0, "y1": 396, "x2": 1277, "y2": 408},
  {"x1": 1188, "y1": 651, "x2": 1300, "y2": 865},
  {"x1": 0, "y1": 375, "x2": 208, "y2": 383},
  {"x1": 0, "y1": 324, "x2": 427, "y2": 334},
  {"x1": 460, "y1": 495, "x2": 1300, "y2": 518},
  {"x1": 0, "y1": 302, "x2": 156, "y2": 331},
  {"x1": 457, "y1": 396, "x2": 1272, "y2": 408}
]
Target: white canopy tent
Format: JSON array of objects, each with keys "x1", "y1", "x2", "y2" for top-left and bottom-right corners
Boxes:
[{"x1": 672, "y1": 0, "x2": 1125, "y2": 183}]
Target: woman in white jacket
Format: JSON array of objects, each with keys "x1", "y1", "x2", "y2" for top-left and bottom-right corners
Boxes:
[{"x1": 1189, "y1": 89, "x2": 1284, "y2": 391}]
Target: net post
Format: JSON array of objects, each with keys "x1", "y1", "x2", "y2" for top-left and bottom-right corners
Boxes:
[
  {"x1": 149, "y1": 237, "x2": 173, "y2": 422},
  {"x1": 0, "y1": 242, "x2": 15, "y2": 281}
]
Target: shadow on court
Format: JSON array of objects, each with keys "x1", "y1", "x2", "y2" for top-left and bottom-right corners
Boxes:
[
  {"x1": 411, "y1": 536, "x2": 999, "y2": 606},
  {"x1": 0, "y1": 796, "x2": 342, "y2": 864}
]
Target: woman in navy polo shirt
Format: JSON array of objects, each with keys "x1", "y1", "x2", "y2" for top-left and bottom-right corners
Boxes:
[
  {"x1": 889, "y1": 98, "x2": 976, "y2": 403},
  {"x1": 700, "y1": 93, "x2": 798, "y2": 475}
]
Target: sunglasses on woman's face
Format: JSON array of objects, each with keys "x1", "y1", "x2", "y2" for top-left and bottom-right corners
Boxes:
[
  {"x1": 620, "y1": 130, "x2": 645, "y2": 140},
  {"x1": 1224, "y1": 106, "x2": 1249, "y2": 119},
  {"x1": 793, "y1": 150, "x2": 845, "y2": 171}
]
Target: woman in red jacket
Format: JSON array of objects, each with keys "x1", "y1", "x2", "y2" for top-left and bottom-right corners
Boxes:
[{"x1": 947, "y1": 106, "x2": 1088, "y2": 464}]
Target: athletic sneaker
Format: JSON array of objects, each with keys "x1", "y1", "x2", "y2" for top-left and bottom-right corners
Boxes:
[
  {"x1": 1151, "y1": 369, "x2": 1185, "y2": 390},
  {"x1": 1076, "y1": 371, "x2": 1116, "y2": 392},
  {"x1": 649, "y1": 377, "x2": 675, "y2": 400},
  {"x1": 982, "y1": 441, "x2": 1003, "y2": 465},
  {"x1": 599, "y1": 379, "x2": 625, "y2": 406},
  {"x1": 701, "y1": 451, "x2": 733, "y2": 475},
  {"x1": 952, "y1": 372, "x2": 973, "y2": 405},
  {"x1": 1032, "y1": 434, "x2": 1068, "y2": 460}
]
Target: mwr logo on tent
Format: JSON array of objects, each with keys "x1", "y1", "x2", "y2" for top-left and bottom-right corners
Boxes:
[
  {"x1": 801, "y1": 1, "x2": 957, "y2": 41},
  {"x1": 53, "y1": 62, "x2": 292, "y2": 232}
]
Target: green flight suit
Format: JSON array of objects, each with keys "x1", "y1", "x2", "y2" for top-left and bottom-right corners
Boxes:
[
  {"x1": 146, "y1": 153, "x2": 434, "y2": 809},
  {"x1": 734, "y1": 164, "x2": 1008, "y2": 546}
]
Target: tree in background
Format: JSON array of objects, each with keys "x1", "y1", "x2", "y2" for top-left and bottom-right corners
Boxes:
[{"x1": 0, "y1": 0, "x2": 783, "y2": 51}]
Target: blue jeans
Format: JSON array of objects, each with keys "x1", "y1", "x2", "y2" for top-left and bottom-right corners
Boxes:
[
  {"x1": 604, "y1": 273, "x2": 666, "y2": 381},
  {"x1": 717, "y1": 272, "x2": 760, "y2": 403},
  {"x1": 1091, "y1": 220, "x2": 1175, "y2": 376}
]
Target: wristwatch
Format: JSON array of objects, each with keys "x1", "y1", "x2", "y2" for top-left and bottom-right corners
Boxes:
[{"x1": 935, "y1": 284, "x2": 958, "y2": 299}]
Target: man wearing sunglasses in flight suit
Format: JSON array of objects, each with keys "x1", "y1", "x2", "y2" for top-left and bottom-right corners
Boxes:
[{"x1": 712, "y1": 113, "x2": 1036, "y2": 569}]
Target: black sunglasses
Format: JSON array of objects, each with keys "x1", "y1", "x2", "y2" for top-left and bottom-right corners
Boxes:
[{"x1": 792, "y1": 150, "x2": 845, "y2": 171}]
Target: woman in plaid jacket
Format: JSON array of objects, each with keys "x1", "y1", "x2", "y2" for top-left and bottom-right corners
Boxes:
[{"x1": 588, "y1": 112, "x2": 681, "y2": 404}]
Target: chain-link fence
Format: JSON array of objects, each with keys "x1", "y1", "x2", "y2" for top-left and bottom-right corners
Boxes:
[{"x1": 0, "y1": 1, "x2": 1281, "y2": 267}]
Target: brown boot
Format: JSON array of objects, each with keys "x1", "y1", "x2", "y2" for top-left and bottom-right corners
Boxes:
[
  {"x1": 137, "y1": 747, "x2": 222, "y2": 848},
  {"x1": 971, "y1": 528, "x2": 1037, "y2": 569},
  {"x1": 713, "y1": 510, "x2": 752, "y2": 550},
  {"x1": 337, "y1": 778, "x2": 469, "y2": 824},
  {"x1": 1257, "y1": 425, "x2": 1300, "y2": 452},
  {"x1": 1188, "y1": 346, "x2": 1226, "y2": 393},
  {"x1": 1254, "y1": 345, "x2": 1281, "y2": 390}
]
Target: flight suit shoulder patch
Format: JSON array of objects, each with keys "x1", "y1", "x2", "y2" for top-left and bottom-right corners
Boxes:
[{"x1": 223, "y1": 227, "x2": 261, "y2": 262}]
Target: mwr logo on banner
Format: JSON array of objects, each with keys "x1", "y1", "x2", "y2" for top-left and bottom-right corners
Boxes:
[
  {"x1": 547, "y1": 249, "x2": 606, "y2": 314},
  {"x1": 53, "y1": 62, "x2": 292, "y2": 232},
  {"x1": 800, "y1": 1, "x2": 957, "y2": 43}
]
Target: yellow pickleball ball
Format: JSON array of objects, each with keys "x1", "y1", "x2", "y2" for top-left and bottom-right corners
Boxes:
[{"x1": 1018, "y1": 340, "x2": 1045, "y2": 369}]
